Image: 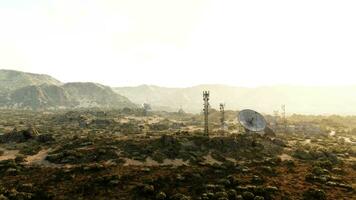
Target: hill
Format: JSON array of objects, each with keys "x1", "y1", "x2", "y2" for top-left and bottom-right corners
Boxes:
[
  {"x1": 0, "y1": 69, "x2": 61, "y2": 92},
  {"x1": 114, "y1": 84, "x2": 356, "y2": 115},
  {"x1": 63, "y1": 82, "x2": 136, "y2": 109},
  {"x1": 0, "y1": 83, "x2": 136, "y2": 110},
  {"x1": 3, "y1": 69, "x2": 356, "y2": 114},
  {"x1": 0, "y1": 69, "x2": 136, "y2": 110},
  {"x1": 8, "y1": 84, "x2": 73, "y2": 109}
]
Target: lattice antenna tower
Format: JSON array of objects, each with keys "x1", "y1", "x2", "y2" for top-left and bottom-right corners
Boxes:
[
  {"x1": 220, "y1": 103, "x2": 225, "y2": 130},
  {"x1": 281, "y1": 105, "x2": 286, "y2": 133},
  {"x1": 203, "y1": 91, "x2": 210, "y2": 136},
  {"x1": 143, "y1": 103, "x2": 151, "y2": 116}
]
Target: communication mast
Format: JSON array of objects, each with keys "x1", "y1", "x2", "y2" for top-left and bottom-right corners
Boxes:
[
  {"x1": 220, "y1": 103, "x2": 225, "y2": 130},
  {"x1": 203, "y1": 91, "x2": 210, "y2": 136},
  {"x1": 143, "y1": 103, "x2": 151, "y2": 116},
  {"x1": 281, "y1": 105, "x2": 287, "y2": 133}
]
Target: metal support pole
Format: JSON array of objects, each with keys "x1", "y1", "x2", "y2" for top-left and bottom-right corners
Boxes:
[
  {"x1": 203, "y1": 91, "x2": 210, "y2": 136},
  {"x1": 281, "y1": 105, "x2": 286, "y2": 133},
  {"x1": 220, "y1": 103, "x2": 225, "y2": 130}
]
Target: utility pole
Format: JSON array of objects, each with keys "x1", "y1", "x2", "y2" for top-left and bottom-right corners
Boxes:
[
  {"x1": 220, "y1": 103, "x2": 225, "y2": 130},
  {"x1": 203, "y1": 91, "x2": 210, "y2": 136}
]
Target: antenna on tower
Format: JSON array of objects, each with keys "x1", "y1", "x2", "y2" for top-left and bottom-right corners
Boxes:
[
  {"x1": 220, "y1": 103, "x2": 226, "y2": 131},
  {"x1": 142, "y1": 103, "x2": 151, "y2": 116},
  {"x1": 203, "y1": 91, "x2": 210, "y2": 136},
  {"x1": 281, "y1": 105, "x2": 287, "y2": 133}
]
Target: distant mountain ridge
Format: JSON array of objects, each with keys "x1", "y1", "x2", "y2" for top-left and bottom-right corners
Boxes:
[
  {"x1": 0, "y1": 69, "x2": 61, "y2": 92},
  {"x1": 63, "y1": 82, "x2": 135, "y2": 109},
  {"x1": 8, "y1": 84, "x2": 72, "y2": 109},
  {"x1": 2, "y1": 69, "x2": 356, "y2": 114},
  {"x1": 0, "y1": 69, "x2": 136, "y2": 110},
  {"x1": 114, "y1": 84, "x2": 356, "y2": 115}
]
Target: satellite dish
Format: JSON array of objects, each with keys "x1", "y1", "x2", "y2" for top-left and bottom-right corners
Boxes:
[{"x1": 238, "y1": 109, "x2": 266, "y2": 132}]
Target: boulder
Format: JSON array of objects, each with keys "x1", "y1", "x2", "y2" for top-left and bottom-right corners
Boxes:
[
  {"x1": 156, "y1": 191, "x2": 166, "y2": 200},
  {"x1": 302, "y1": 188, "x2": 326, "y2": 200}
]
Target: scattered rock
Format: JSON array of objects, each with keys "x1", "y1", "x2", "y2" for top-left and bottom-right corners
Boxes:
[
  {"x1": 302, "y1": 188, "x2": 326, "y2": 200},
  {"x1": 272, "y1": 138, "x2": 286, "y2": 147},
  {"x1": 171, "y1": 193, "x2": 191, "y2": 200},
  {"x1": 251, "y1": 175, "x2": 264, "y2": 185},
  {"x1": 142, "y1": 184, "x2": 155, "y2": 194},
  {"x1": 0, "y1": 127, "x2": 38, "y2": 143},
  {"x1": 242, "y1": 191, "x2": 255, "y2": 200},
  {"x1": 156, "y1": 191, "x2": 166, "y2": 200},
  {"x1": 36, "y1": 134, "x2": 55, "y2": 143}
]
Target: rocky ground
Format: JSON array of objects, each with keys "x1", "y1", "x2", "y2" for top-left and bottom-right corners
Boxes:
[{"x1": 0, "y1": 110, "x2": 354, "y2": 200}]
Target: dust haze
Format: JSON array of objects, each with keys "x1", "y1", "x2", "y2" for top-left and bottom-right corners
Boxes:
[{"x1": 0, "y1": 1, "x2": 355, "y2": 200}]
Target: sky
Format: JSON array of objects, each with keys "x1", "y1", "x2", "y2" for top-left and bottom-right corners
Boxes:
[{"x1": 0, "y1": 0, "x2": 355, "y2": 87}]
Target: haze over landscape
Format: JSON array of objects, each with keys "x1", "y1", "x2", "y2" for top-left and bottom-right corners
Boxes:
[
  {"x1": 1, "y1": 69, "x2": 356, "y2": 115},
  {"x1": 1, "y1": 1, "x2": 356, "y2": 115},
  {"x1": 1, "y1": 0, "x2": 356, "y2": 87},
  {"x1": 1, "y1": 1, "x2": 356, "y2": 200}
]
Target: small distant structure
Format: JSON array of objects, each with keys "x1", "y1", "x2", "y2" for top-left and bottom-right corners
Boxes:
[
  {"x1": 177, "y1": 108, "x2": 185, "y2": 114},
  {"x1": 285, "y1": 123, "x2": 323, "y2": 135},
  {"x1": 203, "y1": 91, "x2": 210, "y2": 136},
  {"x1": 281, "y1": 105, "x2": 287, "y2": 133},
  {"x1": 219, "y1": 103, "x2": 227, "y2": 131},
  {"x1": 142, "y1": 103, "x2": 151, "y2": 116}
]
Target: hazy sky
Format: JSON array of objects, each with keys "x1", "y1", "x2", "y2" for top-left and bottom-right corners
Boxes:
[{"x1": 0, "y1": 0, "x2": 355, "y2": 87}]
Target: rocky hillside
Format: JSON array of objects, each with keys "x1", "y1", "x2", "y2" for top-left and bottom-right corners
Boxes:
[
  {"x1": 114, "y1": 84, "x2": 356, "y2": 115},
  {"x1": 8, "y1": 84, "x2": 73, "y2": 109},
  {"x1": 0, "y1": 69, "x2": 136, "y2": 110},
  {"x1": 0, "y1": 69, "x2": 61, "y2": 92},
  {"x1": 63, "y1": 82, "x2": 136, "y2": 109}
]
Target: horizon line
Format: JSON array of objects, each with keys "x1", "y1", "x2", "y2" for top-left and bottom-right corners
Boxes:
[{"x1": 2, "y1": 68, "x2": 356, "y2": 89}]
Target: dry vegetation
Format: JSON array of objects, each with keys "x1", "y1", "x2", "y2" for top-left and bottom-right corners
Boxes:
[{"x1": 0, "y1": 109, "x2": 354, "y2": 200}]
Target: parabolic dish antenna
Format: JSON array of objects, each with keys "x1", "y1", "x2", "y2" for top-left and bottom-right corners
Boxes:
[{"x1": 238, "y1": 109, "x2": 266, "y2": 132}]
